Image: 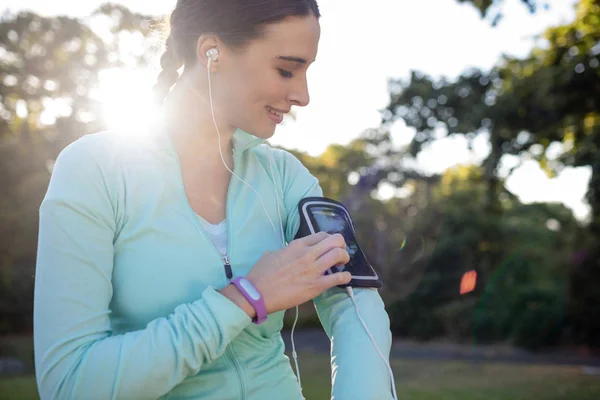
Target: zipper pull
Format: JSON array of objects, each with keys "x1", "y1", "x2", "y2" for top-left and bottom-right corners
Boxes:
[{"x1": 223, "y1": 255, "x2": 233, "y2": 280}]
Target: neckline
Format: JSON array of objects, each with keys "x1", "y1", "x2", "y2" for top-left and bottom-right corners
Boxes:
[{"x1": 195, "y1": 213, "x2": 226, "y2": 228}]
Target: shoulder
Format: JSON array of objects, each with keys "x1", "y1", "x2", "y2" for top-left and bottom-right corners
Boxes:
[
  {"x1": 55, "y1": 127, "x2": 161, "y2": 175},
  {"x1": 251, "y1": 145, "x2": 313, "y2": 179},
  {"x1": 46, "y1": 131, "x2": 130, "y2": 198},
  {"x1": 49, "y1": 130, "x2": 150, "y2": 208},
  {"x1": 45, "y1": 129, "x2": 156, "y2": 220},
  {"x1": 57, "y1": 129, "x2": 121, "y2": 161},
  {"x1": 54, "y1": 130, "x2": 117, "y2": 174},
  {"x1": 251, "y1": 145, "x2": 322, "y2": 199}
]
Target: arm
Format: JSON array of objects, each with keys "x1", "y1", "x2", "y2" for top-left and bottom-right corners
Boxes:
[
  {"x1": 276, "y1": 149, "x2": 394, "y2": 400},
  {"x1": 34, "y1": 137, "x2": 252, "y2": 400},
  {"x1": 312, "y1": 287, "x2": 393, "y2": 400}
]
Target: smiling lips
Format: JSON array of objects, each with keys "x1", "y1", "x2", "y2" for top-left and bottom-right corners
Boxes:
[{"x1": 266, "y1": 105, "x2": 289, "y2": 124}]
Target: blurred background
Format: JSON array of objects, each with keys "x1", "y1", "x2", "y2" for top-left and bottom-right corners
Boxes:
[{"x1": 1, "y1": 0, "x2": 600, "y2": 399}]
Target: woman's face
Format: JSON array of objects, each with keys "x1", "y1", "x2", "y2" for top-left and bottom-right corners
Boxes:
[{"x1": 215, "y1": 15, "x2": 321, "y2": 139}]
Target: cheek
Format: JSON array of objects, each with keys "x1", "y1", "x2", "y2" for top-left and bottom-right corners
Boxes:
[
  {"x1": 218, "y1": 74, "x2": 251, "y2": 112},
  {"x1": 219, "y1": 67, "x2": 286, "y2": 128},
  {"x1": 249, "y1": 71, "x2": 287, "y2": 105}
]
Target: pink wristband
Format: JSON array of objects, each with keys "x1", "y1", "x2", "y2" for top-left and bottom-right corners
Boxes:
[{"x1": 230, "y1": 277, "x2": 267, "y2": 324}]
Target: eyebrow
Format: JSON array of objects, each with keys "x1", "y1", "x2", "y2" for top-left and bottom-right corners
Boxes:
[{"x1": 276, "y1": 56, "x2": 309, "y2": 64}]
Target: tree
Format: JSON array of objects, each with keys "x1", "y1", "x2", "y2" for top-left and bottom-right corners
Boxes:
[
  {"x1": 387, "y1": 164, "x2": 580, "y2": 347},
  {"x1": 0, "y1": 4, "x2": 162, "y2": 333},
  {"x1": 382, "y1": 0, "x2": 600, "y2": 346},
  {"x1": 457, "y1": 0, "x2": 546, "y2": 25}
]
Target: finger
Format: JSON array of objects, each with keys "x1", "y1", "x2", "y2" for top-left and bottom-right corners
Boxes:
[
  {"x1": 309, "y1": 233, "x2": 346, "y2": 260},
  {"x1": 315, "y1": 247, "x2": 350, "y2": 273},
  {"x1": 318, "y1": 271, "x2": 352, "y2": 290},
  {"x1": 296, "y1": 231, "x2": 330, "y2": 247}
]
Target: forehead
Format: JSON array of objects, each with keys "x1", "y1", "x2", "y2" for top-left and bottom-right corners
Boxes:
[{"x1": 252, "y1": 15, "x2": 321, "y2": 61}]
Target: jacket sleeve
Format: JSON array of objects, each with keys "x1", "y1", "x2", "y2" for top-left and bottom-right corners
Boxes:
[
  {"x1": 275, "y1": 149, "x2": 394, "y2": 400},
  {"x1": 34, "y1": 137, "x2": 252, "y2": 400}
]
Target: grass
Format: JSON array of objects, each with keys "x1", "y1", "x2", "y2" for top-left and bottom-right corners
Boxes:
[
  {"x1": 296, "y1": 353, "x2": 600, "y2": 400},
  {"x1": 2, "y1": 336, "x2": 600, "y2": 400},
  {"x1": 0, "y1": 376, "x2": 39, "y2": 400}
]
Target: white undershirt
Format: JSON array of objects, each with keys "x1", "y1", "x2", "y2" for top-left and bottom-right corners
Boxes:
[{"x1": 196, "y1": 214, "x2": 228, "y2": 256}]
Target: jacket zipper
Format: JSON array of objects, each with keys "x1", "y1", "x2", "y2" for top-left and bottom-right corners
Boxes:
[
  {"x1": 189, "y1": 225, "x2": 232, "y2": 282},
  {"x1": 168, "y1": 129, "x2": 255, "y2": 399},
  {"x1": 180, "y1": 148, "x2": 246, "y2": 398},
  {"x1": 222, "y1": 153, "x2": 246, "y2": 399},
  {"x1": 190, "y1": 163, "x2": 236, "y2": 283},
  {"x1": 223, "y1": 150, "x2": 235, "y2": 283},
  {"x1": 223, "y1": 255, "x2": 233, "y2": 280},
  {"x1": 226, "y1": 346, "x2": 247, "y2": 400}
]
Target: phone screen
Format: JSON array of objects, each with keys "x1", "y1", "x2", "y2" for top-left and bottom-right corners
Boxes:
[{"x1": 311, "y1": 206, "x2": 375, "y2": 278}]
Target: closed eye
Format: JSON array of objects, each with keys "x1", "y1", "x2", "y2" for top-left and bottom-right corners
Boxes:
[{"x1": 277, "y1": 68, "x2": 294, "y2": 79}]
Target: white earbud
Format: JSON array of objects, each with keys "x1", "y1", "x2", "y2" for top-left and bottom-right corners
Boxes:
[{"x1": 206, "y1": 48, "x2": 219, "y2": 67}]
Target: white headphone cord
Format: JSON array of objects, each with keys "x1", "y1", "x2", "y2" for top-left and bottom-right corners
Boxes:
[
  {"x1": 206, "y1": 58, "x2": 281, "y2": 238},
  {"x1": 346, "y1": 287, "x2": 398, "y2": 400},
  {"x1": 267, "y1": 149, "x2": 304, "y2": 397},
  {"x1": 207, "y1": 57, "x2": 305, "y2": 399},
  {"x1": 206, "y1": 55, "x2": 396, "y2": 400}
]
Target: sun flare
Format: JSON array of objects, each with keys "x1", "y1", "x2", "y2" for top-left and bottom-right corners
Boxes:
[{"x1": 94, "y1": 67, "x2": 160, "y2": 134}]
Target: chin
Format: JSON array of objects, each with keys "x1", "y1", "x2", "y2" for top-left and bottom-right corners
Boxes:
[
  {"x1": 258, "y1": 127, "x2": 277, "y2": 139},
  {"x1": 236, "y1": 111, "x2": 279, "y2": 139},
  {"x1": 244, "y1": 123, "x2": 277, "y2": 140}
]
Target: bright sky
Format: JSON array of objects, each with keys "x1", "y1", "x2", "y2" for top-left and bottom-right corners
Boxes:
[{"x1": 5, "y1": 0, "x2": 591, "y2": 220}]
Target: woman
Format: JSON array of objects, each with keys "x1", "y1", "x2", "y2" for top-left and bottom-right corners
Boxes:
[{"x1": 33, "y1": 1, "x2": 394, "y2": 399}]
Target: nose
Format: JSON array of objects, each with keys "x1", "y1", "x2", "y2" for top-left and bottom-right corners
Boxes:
[{"x1": 288, "y1": 75, "x2": 310, "y2": 107}]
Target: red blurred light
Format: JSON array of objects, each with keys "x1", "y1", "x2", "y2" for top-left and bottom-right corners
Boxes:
[{"x1": 460, "y1": 270, "x2": 477, "y2": 295}]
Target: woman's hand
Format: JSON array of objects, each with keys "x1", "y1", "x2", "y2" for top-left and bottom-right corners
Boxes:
[
  {"x1": 221, "y1": 232, "x2": 351, "y2": 317},
  {"x1": 243, "y1": 232, "x2": 351, "y2": 314},
  {"x1": 220, "y1": 232, "x2": 350, "y2": 317}
]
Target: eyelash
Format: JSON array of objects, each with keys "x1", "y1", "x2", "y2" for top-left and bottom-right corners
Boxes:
[{"x1": 277, "y1": 68, "x2": 294, "y2": 79}]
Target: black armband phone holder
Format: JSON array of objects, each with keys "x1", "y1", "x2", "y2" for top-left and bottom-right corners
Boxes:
[{"x1": 294, "y1": 197, "x2": 382, "y2": 289}]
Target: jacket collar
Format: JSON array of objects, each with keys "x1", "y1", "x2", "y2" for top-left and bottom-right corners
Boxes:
[{"x1": 232, "y1": 128, "x2": 266, "y2": 155}]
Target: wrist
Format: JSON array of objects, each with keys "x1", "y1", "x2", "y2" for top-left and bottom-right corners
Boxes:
[{"x1": 219, "y1": 284, "x2": 256, "y2": 319}]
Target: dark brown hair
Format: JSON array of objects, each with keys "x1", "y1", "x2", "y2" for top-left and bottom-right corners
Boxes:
[{"x1": 153, "y1": 0, "x2": 321, "y2": 104}]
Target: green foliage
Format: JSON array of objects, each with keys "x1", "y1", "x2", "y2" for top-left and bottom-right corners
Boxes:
[
  {"x1": 509, "y1": 288, "x2": 565, "y2": 349},
  {"x1": 384, "y1": 166, "x2": 580, "y2": 347}
]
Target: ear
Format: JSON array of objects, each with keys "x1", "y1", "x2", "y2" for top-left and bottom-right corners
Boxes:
[{"x1": 196, "y1": 35, "x2": 221, "y2": 72}]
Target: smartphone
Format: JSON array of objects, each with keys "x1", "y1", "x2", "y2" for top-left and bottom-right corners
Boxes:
[{"x1": 295, "y1": 197, "x2": 382, "y2": 288}]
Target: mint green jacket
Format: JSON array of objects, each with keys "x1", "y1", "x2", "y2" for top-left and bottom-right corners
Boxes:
[{"x1": 34, "y1": 125, "x2": 394, "y2": 400}]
